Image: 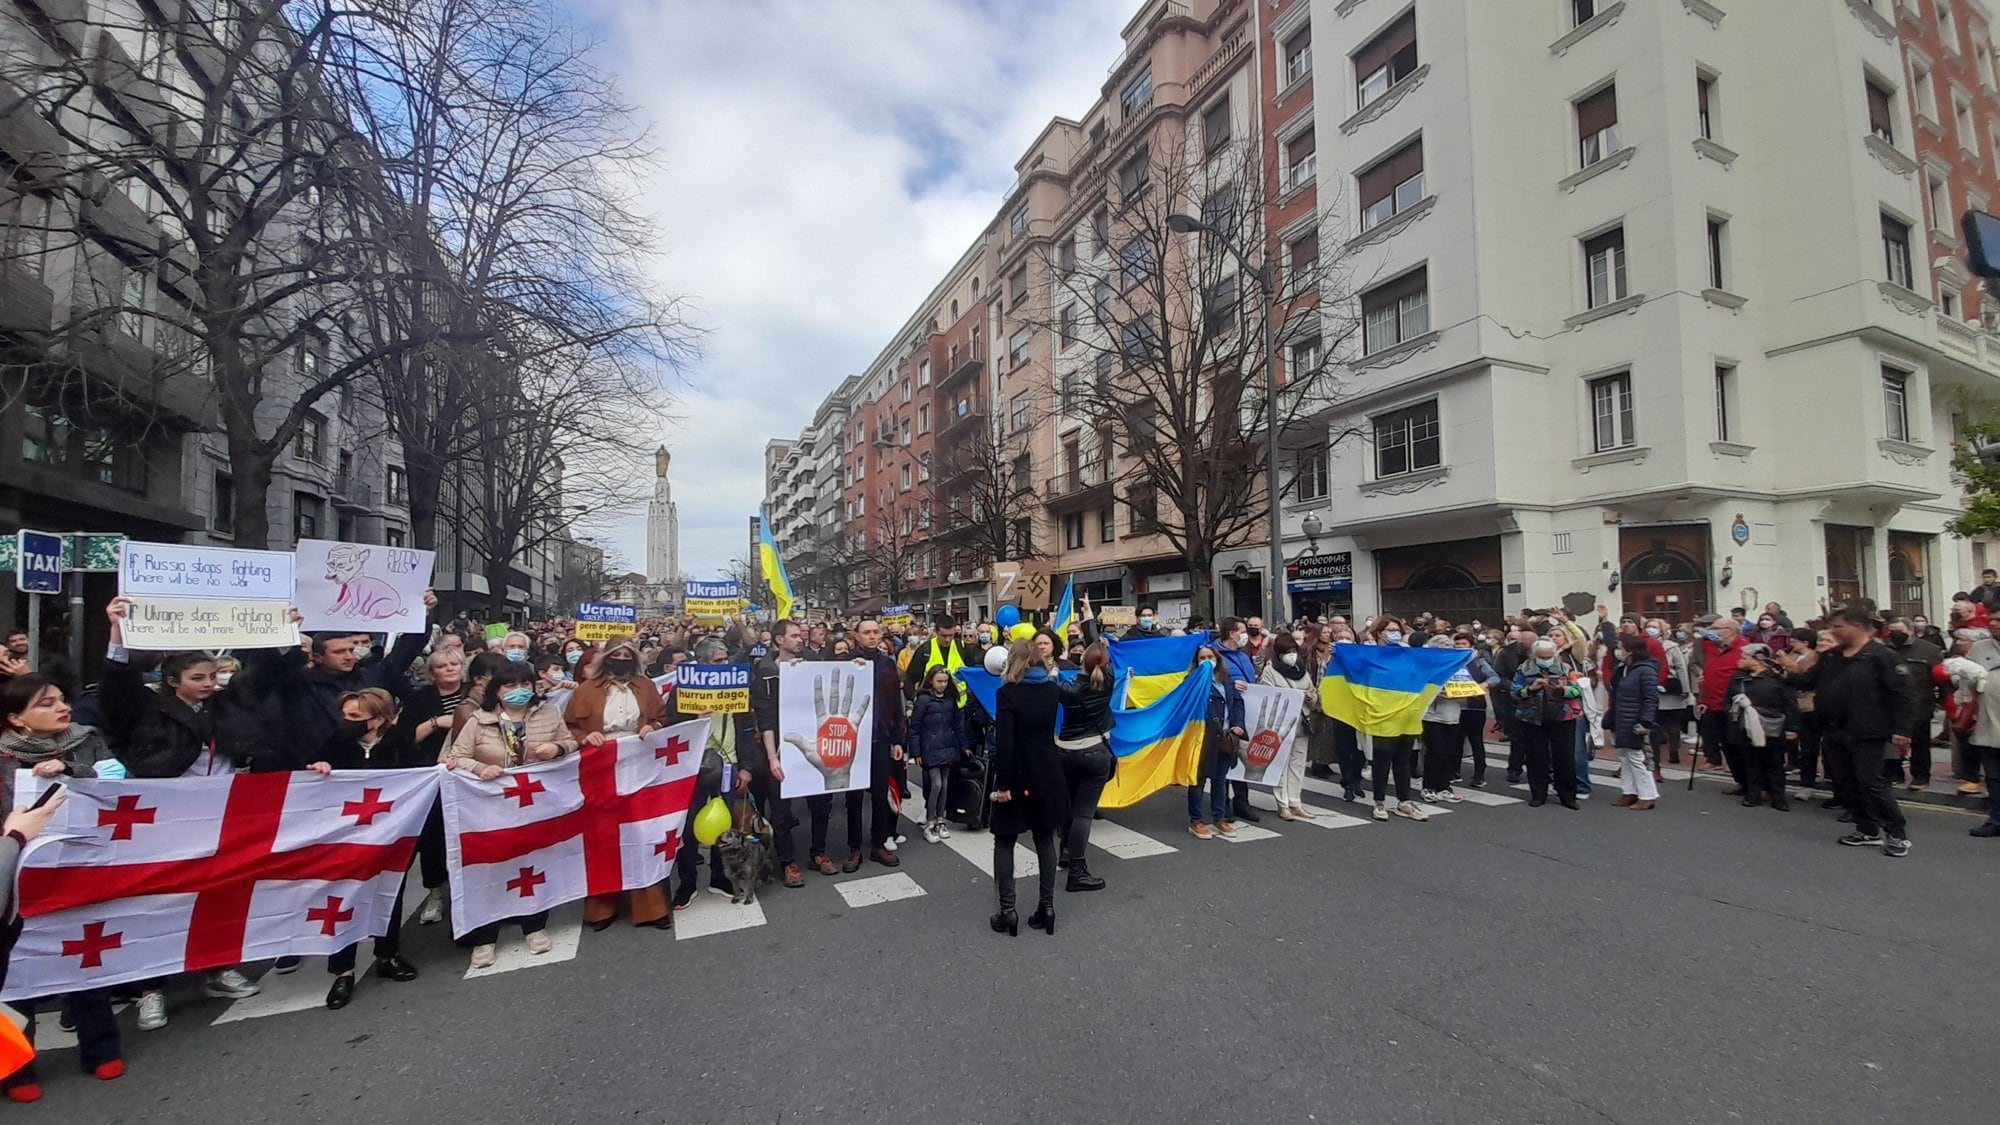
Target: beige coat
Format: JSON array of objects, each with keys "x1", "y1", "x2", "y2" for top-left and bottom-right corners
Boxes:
[{"x1": 441, "y1": 704, "x2": 577, "y2": 770}]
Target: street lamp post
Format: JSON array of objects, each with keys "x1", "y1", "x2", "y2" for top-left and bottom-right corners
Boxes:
[{"x1": 1166, "y1": 212, "x2": 1287, "y2": 624}]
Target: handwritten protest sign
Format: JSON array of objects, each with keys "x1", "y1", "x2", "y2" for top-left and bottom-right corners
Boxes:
[
  {"x1": 293, "y1": 539, "x2": 434, "y2": 632},
  {"x1": 118, "y1": 598, "x2": 299, "y2": 650},
  {"x1": 119, "y1": 541, "x2": 293, "y2": 601}
]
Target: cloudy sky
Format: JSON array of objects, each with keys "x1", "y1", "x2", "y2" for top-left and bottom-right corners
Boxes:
[{"x1": 575, "y1": 0, "x2": 1131, "y2": 582}]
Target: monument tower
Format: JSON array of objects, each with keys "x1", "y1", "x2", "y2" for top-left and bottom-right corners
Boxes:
[{"x1": 647, "y1": 446, "x2": 681, "y2": 591}]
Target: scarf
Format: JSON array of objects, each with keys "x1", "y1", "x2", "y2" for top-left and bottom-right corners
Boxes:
[
  {"x1": 0, "y1": 724, "x2": 98, "y2": 765},
  {"x1": 1272, "y1": 658, "x2": 1307, "y2": 683}
]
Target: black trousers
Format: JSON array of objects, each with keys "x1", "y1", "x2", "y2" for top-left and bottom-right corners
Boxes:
[
  {"x1": 993, "y1": 825, "x2": 1057, "y2": 912},
  {"x1": 1371, "y1": 734, "x2": 1416, "y2": 803},
  {"x1": 1885, "y1": 713, "x2": 1933, "y2": 783},
  {"x1": 1518, "y1": 719, "x2": 1578, "y2": 800},
  {"x1": 1332, "y1": 720, "x2": 1365, "y2": 790},
  {"x1": 1421, "y1": 720, "x2": 1460, "y2": 791},
  {"x1": 460, "y1": 910, "x2": 549, "y2": 947},
  {"x1": 1699, "y1": 709, "x2": 1743, "y2": 784},
  {"x1": 329, "y1": 882, "x2": 405, "y2": 974},
  {"x1": 418, "y1": 798, "x2": 448, "y2": 890},
  {"x1": 1458, "y1": 708, "x2": 1488, "y2": 781},
  {"x1": 807, "y1": 790, "x2": 865, "y2": 857},
  {"x1": 1795, "y1": 714, "x2": 1823, "y2": 787},
  {"x1": 1059, "y1": 745, "x2": 1114, "y2": 866},
  {"x1": 1829, "y1": 734, "x2": 1907, "y2": 838},
  {"x1": 754, "y1": 769, "x2": 799, "y2": 866},
  {"x1": 1740, "y1": 736, "x2": 1788, "y2": 803},
  {"x1": 5, "y1": 989, "x2": 120, "y2": 1077}
]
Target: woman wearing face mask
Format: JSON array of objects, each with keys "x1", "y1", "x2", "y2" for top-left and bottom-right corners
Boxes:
[
  {"x1": 564, "y1": 636, "x2": 671, "y2": 931},
  {"x1": 0, "y1": 675, "x2": 125, "y2": 1098},
  {"x1": 213, "y1": 655, "x2": 242, "y2": 690},
  {"x1": 305, "y1": 689, "x2": 424, "y2": 1008},
  {"x1": 404, "y1": 648, "x2": 471, "y2": 925},
  {"x1": 1608, "y1": 635, "x2": 1661, "y2": 809},
  {"x1": 1258, "y1": 633, "x2": 1318, "y2": 820},
  {"x1": 1512, "y1": 638, "x2": 1583, "y2": 809},
  {"x1": 1361, "y1": 618, "x2": 1428, "y2": 822},
  {"x1": 1647, "y1": 618, "x2": 1691, "y2": 768},
  {"x1": 500, "y1": 632, "x2": 533, "y2": 663},
  {"x1": 1187, "y1": 644, "x2": 1242, "y2": 839},
  {"x1": 442, "y1": 662, "x2": 577, "y2": 967},
  {"x1": 561, "y1": 639, "x2": 588, "y2": 677}
]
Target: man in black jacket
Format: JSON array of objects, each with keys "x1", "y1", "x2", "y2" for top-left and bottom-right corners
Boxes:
[
  {"x1": 854, "y1": 619, "x2": 906, "y2": 868},
  {"x1": 751, "y1": 619, "x2": 806, "y2": 888},
  {"x1": 1492, "y1": 628, "x2": 1537, "y2": 783},
  {"x1": 254, "y1": 591, "x2": 436, "y2": 759},
  {"x1": 1883, "y1": 617, "x2": 1944, "y2": 790},
  {"x1": 1782, "y1": 605, "x2": 1914, "y2": 856}
]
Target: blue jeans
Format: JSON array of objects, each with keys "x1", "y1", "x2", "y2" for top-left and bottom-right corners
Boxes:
[
  {"x1": 1573, "y1": 719, "x2": 1595, "y2": 795},
  {"x1": 1187, "y1": 750, "x2": 1229, "y2": 822}
]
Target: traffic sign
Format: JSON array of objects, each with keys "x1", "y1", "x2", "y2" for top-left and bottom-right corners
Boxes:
[{"x1": 15, "y1": 530, "x2": 62, "y2": 594}]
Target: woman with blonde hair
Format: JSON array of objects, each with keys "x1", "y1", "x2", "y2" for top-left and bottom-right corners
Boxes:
[{"x1": 989, "y1": 639, "x2": 1065, "y2": 936}]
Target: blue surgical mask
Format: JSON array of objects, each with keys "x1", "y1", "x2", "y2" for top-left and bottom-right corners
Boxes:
[
  {"x1": 564, "y1": 650, "x2": 581, "y2": 665},
  {"x1": 1383, "y1": 630, "x2": 1403, "y2": 646},
  {"x1": 1139, "y1": 617, "x2": 1156, "y2": 630},
  {"x1": 505, "y1": 649, "x2": 528, "y2": 663},
  {"x1": 500, "y1": 686, "x2": 535, "y2": 708},
  {"x1": 1702, "y1": 630, "x2": 1722, "y2": 644},
  {"x1": 1645, "y1": 627, "x2": 1661, "y2": 638}
]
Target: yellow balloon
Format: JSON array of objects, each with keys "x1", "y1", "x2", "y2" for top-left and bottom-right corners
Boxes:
[
  {"x1": 1009, "y1": 622, "x2": 1037, "y2": 642},
  {"x1": 692, "y1": 796, "x2": 732, "y2": 846}
]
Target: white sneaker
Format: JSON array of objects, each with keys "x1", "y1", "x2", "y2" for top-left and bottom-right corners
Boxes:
[
  {"x1": 892, "y1": 832, "x2": 908, "y2": 844},
  {"x1": 524, "y1": 930, "x2": 553, "y2": 955},
  {"x1": 882, "y1": 836, "x2": 899, "y2": 853},
  {"x1": 1437, "y1": 789, "x2": 1465, "y2": 804},
  {"x1": 1420, "y1": 789, "x2": 1442, "y2": 804},
  {"x1": 1372, "y1": 802, "x2": 1389, "y2": 821},
  {"x1": 469, "y1": 944, "x2": 497, "y2": 969},
  {"x1": 205, "y1": 968, "x2": 260, "y2": 998},
  {"x1": 937, "y1": 823, "x2": 951, "y2": 839},
  {"x1": 922, "y1": 823, "x2": 941, "y2": 844},
  {"x1": 136, "y1": 990, "x2": 168, "y2": 1031},
  {"x1": 1393, "y1": 801, "x2": 1431, "y2": 822},
  {"x1": 417, "y1": 887, "x2": 445, "y2": 925}
]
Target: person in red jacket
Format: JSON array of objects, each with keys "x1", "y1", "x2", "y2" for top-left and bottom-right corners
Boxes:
[{"x1": 1695, "y1": 615, "x2": 1749, "y2": 788}]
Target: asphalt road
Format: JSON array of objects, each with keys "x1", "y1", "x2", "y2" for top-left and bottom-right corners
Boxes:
[{"x1": 24, "y1": 767, "x2": 2000, "y2": 1124}]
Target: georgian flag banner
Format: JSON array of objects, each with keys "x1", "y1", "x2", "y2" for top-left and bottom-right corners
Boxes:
[
  {"x1": 2, "y1": 770, "x2": 435, "y2": 1001},
  {"x1": 439, "y1": 718, "x2": 709, "y2": 939}
]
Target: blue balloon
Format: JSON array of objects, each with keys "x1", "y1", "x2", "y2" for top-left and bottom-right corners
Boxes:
[{"x1": 995, "y1": 605, "x2": 1021, "y2": 629}]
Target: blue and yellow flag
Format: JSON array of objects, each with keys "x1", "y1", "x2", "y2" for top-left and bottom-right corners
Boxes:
[
  {"x1": 954, "y1": 666, "x2": 1078, "y2": 720},
  {"x1": 1319, "y1": 645, "x2": 1473, "y2": 736},
  {"x1": 1101, "y1": 662, "x2": 1211, "y2": 808},
  {"x1": 1108, "y1": 631, "x2": 1209, "y2": 708},
  {"x1": 1050, "y1": 577, "x2": 1075, "y2": 639},
  {"x1": 757, "y1": 510, "x2": 795, "y2": 620}
]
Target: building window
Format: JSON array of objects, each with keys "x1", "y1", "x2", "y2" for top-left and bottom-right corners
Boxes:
[
  {"x1": 1940, "y1": 0, "x2": 1962, "y2": 55},
  {"x1": 1294, "y1": 444, "x2": 1329, "y2": 500},
  {"x1": 1353, "y1": 11, "x2": 1417, "y2": 109},
  {"x1": 295, "y1": 412, "x2": 327, "y2": 463},
  {"x1": 1913, "y1": 59, "x2": 1937, "y2": 122},
  {"x1": 1696, "y1": 72, "x2": 1716, "y2": 140},
  {"x1": 1882, "y1": 367, "x2": 1910, "y2": 442},
  {"x1": 1097, "y1": 506, "x2": 1116, "y2": 543},
  {"x1": 1284, "y1": 25, "x2": 1312, "y2": 85},
  {"x1": 1714, "y1": 364, "x2": 1736, "y2": 443},
  {"x1": 1010, "y1": 392, "x2": 1032, "y2": 433},
  {"x1": 1584, "y1": 227, "x2": 1629, "y2": 309},
  {"x1": 1009, "y1": 267, "x2": 1028, "y2": 306},
  {"x1": 386, "y1": 465, "x2": 407, "y2": 504},
  {"x1": 1119, "y1": 146, "x2": 1151, "y2": 196},
  {"x1": 1588, "y1": 372, "x2": 1636, "y2": 452},
  {"x1": 1373, "y1": 400, "x2": 1441, "y2": 478},
  {"x1": 919, "y1": 358, "x2": 930, "y2": 386},
  {"x1": 1291, "y1": 335, "x2": 1323, "y2": 377},
  {"x1": 1199, "y1": 187, "x2": 1237, "y2": 242},
  {"x1": 294, "y1": 492, "x2": 324, "y2": 540},
  {"x1": 1063, "y1": 512, "x2": 1085, "y2": 550},
  {"x1": 1009, "y1": 327, "x2": 1032, "y2": 368},
  {"x1": 384, "y1": 527, "x2": 405, "y2": 548},
  {"x1": 1881, "y1": 213, "x2": 1913, "y2": 289},
  {"x1": 1955, "y1": 91, "x2": 1977, "y2": 150},
  {"x1": 1576, "y1": 85, "x2": 1621, "y2": 168},
  {"x1": 1118, "y1": 237, "x2": 1155, "y2": 290},
  {"x1": 1202, "y1": 97, "x2": 1231, "y2": 152},
  {"x1": 1287, "y1": 228, "x2": 1320, "y2": 289},
  {"x1": 1127, "y1": 484, "x2": 1158, "y2": 532},
  {"x1": 1009, "y1": 206, "x2": 1029, "y2": 239},
  {"x1": 1095, "y1": 350, "x2": 1115, "y2": 390},
  {"x1": 1979, "y1": 42, "x2": 1997, "y2": 90},
  {"x1": 1361, "y1": 267, "x2": 1430, "y2": 354},
  {"x1": 1927, "y1": 169, "x2": 1951, "y2": 232},
  {"x1": 919, "y1": 454, "x2": 932, "y2": 482},
  {"x1": 1059, "y1": 303, "x2": 1077, "y2": 347},
  {"x1": 1705, "y1": 215, "x2": 1728, "y2": 291},
  {"x1": 1357, "y1": 137, "x2": 1424, "y2": 231},
  {"x1": 1204, "y1": 274, "x2": 1239, "y2": 336},
  {"x1": 1120, "y1": 66, "x2": 1153, "y2": 120},
  {"x1": 918, "y1": 403, "x2": 931, "y2": 432},
  {"x1": 1058, "y1": 234, "x2": 1077, "y2": 277},
  {"x1": 1284, "y1": 129, "x2": 1317, "y2": 190},
  {"x1": 1121, "y1": 315, "x2": 1159, "y2": 365},
  {"x1": 184, "y1": 460, "x2": 222, "y2": 537},
  {"x1": 901, "y1": 464, "x2": 912, "y2": 491},
  {"x1": 1866, "y1": 76, "x2": 1897, "y2": 143},
  {"x1": 1572, "y1": 0, "x2": 1597, "y2": 26}
]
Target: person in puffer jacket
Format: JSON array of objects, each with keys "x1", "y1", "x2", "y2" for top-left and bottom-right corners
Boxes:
[
  {"x1": 909, "y1": 668, "x2": 966, "y2": 844},
  {"x1": 1726, "y1": 644, "x2": 1799, "y2": 810},
  {"x1": 1607, "y1": 635, "x2": 1660, "y2": 808}
]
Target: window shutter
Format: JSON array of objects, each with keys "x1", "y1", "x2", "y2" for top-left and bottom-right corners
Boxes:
[
  {"x1": 1866, "y1": 81, "x2": 1895, "y2": 136},
  {"x1": 1352, "y1": 12, "x2": 1416, "y2": 82},
  {"x1": 1357, "y1": 138, "x2": 1424, "y2": 208},
  {"x1": 1576, "y1": 86, "x2": 1619, "y2": 136}
]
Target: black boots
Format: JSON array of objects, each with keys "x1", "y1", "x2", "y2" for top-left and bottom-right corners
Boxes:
[
  {"x1": 1027, "y1": 901, "x2": 1056, "y2": 935},
  {"x1": 990, "y1": 908, "x2": 1018, "y2": 936},
  {"x1": 1065, "y1": 859, "x2": 1105, "y2": 893}
]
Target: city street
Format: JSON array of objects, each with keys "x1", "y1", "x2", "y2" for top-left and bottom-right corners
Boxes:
[{"x1": 32, "y1": 763, "x2": 1998, "y2": 1125}]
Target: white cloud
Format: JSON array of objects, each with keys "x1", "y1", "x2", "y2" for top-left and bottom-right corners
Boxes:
[{"x1": 577, "y1": 0, "x2": 1131, "y2": 582}]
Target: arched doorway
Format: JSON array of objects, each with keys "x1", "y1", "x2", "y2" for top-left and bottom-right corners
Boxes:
[{"x1": 1622, "y1": 546, "x2": 1709, "y2": 624}]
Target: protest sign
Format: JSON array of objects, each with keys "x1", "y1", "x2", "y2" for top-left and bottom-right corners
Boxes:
[
  {"x1": 574, "y1": 602, "x2": 637, "y2": 641},
  {"x1": 118, "y1": 597, "x2": 300, "y2": 650},
  {"x1": 776, "y1": 661, "x2": 874, "y2": 797},
  {"x1": 992, "y1": 559, "x2": 1053, "y2": 610},
  {"x1": 1098, "y1": 605, "x2": 1138, "y2": 628},
  {"x1": 483, "y1": 622, "x2": 508, "y2": 642},
  {"x1": 119, "y1": 540, "x2": 293, "y2": 601},
  {"x1": 1228, "y1": 683, "x2": 1305, "y2": 787},
  {"x1": 684, "y1": 580, "x2": 742, "y2": 621},
  {"x1": 293, "y1": 539, "x2": 434, "y2": 632},
  {"x1": 881, "y1": 604, "x2": 912, "y2": 628},
  {"x1": 675, "y1": 663, "x2": 750, "y2": 713}
]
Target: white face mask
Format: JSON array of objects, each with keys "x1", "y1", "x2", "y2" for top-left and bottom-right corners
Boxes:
[
  {"x1": 216, "y1": 671, "x2": 234, "y2": 687},
  {"x1": 1280, "y1": 652, "x2": 1299, "y2": 668}
]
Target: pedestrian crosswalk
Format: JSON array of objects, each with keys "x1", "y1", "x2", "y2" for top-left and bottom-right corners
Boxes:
[{"x1": 24, "y1": 766, "x2": 1545, "y2": 1050}]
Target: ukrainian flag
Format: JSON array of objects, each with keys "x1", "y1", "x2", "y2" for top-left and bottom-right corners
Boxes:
[
  {"x1": 1100, "y1": 662, "x2": 1211, "y2": 808},
  {"x1": 954, "y1": 666, "x2": 1078, "y2": 720},
  {"x1": 757, "y1": 510, "x2": 795, "y2": 620},
  {"x1": 1318, "y1": 645, "x2": 1473, "y2": 736},
  {"x1": 1050, "y1": 577, "x2": 1075, "y2": 639},
  {"x1": 1108, "y1": 631, "x2": 1210, "y2": 708}
]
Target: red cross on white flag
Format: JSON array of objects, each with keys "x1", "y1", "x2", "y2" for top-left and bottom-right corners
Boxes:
[
  {"x1": 1, "y1": 769, "x2": 437, "y2": 1001},
  {"x1": 438, "y1": 718, "x2": 708, "y2": 939}
]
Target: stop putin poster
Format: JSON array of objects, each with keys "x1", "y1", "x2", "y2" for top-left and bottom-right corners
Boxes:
[
  {"x1": 1228, "y1": 683, "x2": 1305, "y2": 787},
  {"x1": 775, "y1": 661, "x2": 875, "y2": 798}
]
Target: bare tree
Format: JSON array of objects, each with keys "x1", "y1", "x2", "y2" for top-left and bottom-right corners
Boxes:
[
  {"x1": 935, "y1": 422, "x2": 1043, "y2": 577},
  {"x1": 1022, "y1": 136, "x2": 1362, "y2": 615}
]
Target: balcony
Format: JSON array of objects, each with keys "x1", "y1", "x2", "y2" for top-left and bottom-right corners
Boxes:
[
  {"x1": 940, "y1": 343, "x2": 984, "y2": 387},
  {"x1": 0, "y1": 77, "x2": 69, "y2": 186},
  {"x1": 0, "y1": 258, "x2": 55, "y2": 336},
  {"x1": 1043, "y1": 465, "x2": 1114, "y2": 509},
  {"x1": 939, "y1": 401, "x2": 985, "y2": 442}
]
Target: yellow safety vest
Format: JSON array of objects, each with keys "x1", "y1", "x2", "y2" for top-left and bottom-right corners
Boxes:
[{"x1": 923, "y1": 639, "x2": 968, "y2": 704}]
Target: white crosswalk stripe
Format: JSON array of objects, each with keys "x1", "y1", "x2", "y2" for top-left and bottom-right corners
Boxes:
[
  {"x1": 1243, "y1": 786, "x2": 1369, "y2": 828},
  {"x1": 1212, "y1": 823, "x2": 1281, "y2": 843},
  {"x1": 905, "y1": 790, "x2": 1040, "y2": 878},
  {"x1": 1451, "y1": 787, "x2": 1524, "y2": 807},
  {"x1": 212, "y1": 882, "x2": 430, "y2": 1024},
  {"x1": 834, "y1": 872, "x2": 926, "y2": 908},
  {"x1": 674, "y1": 889, "x2": 767, "y2": 939},
  {"x1": 462, "y1": 903, "x2": 583, "y2": 980},
  {"x1": 1086, "y1": 818, "x2": 1180, "y2": 857}
]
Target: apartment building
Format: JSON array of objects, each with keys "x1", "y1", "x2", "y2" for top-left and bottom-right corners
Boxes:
[
  {"x1": 1231, "y1": 0, "x2": 2000, "y2": 628},
  {"x1": 0, "y1": 0, "x2": 413, "y2": 634}
]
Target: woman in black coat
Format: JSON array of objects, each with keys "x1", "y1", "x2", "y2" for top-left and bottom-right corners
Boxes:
[
  {"x1": 990, "y1": 639, "x2": 1065, "y2": 937},
  {"x1": 1054, "y1": 642, "x2": 1116, "y2": 892},
  {"x1": 1608, "y1": 635, "x2": 1661, "y2": 809}
]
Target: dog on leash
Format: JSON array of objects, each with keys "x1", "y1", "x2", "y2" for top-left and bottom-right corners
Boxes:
[{"x1": 715, "y1": 802, "x2": 775, "y2": 905}]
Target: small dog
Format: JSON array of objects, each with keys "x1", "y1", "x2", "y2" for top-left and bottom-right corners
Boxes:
[{"x1": 716, "y1": 801, "x2": 775, "y2": 905}]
